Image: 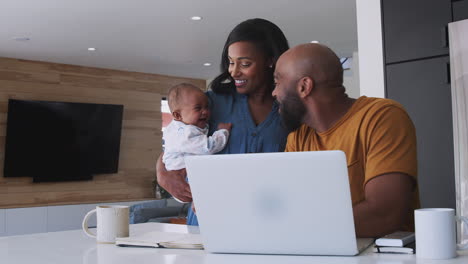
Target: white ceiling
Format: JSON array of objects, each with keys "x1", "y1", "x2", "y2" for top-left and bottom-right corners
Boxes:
[{"x1": 0, "y1": 0, "x2": 357, "y2": 80}]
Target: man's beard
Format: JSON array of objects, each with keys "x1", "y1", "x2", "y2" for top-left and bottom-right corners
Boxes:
[{"x1": 279, "y1": 91, "x2": 306, "y2": 132}]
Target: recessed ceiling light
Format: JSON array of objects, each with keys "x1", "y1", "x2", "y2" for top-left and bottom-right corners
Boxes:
[
  {"x1": 13, "y1": 37, "x2": 30, "y2": 41},
  {"x1": 310, "y1": 40, "x2": 320, "y2": 43},
  {"x1": 191, "y1": 16, "x2": 202, "y2": 21},
  {"x1": 203, "y1": 63, "x2": 211, "y2": 66},
  {"x1": 87, "y1": 48, "x2": 96, "y2": 51}
]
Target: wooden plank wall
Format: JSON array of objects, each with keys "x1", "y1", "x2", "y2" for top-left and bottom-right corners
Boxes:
[{"x1": 0, "y1": 57, "x2": 206, "y2": 208}]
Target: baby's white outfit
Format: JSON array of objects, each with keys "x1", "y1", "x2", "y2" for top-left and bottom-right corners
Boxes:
[
  {"x1": 162, "y1": 120, "x2": 229, "y2": 203},
  {"x1": 163, "y1": 120, "x2": 229, "y2": 170}
]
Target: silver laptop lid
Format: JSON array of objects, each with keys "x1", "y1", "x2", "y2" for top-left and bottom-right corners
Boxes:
[{"x1": 185, "y1": 151, "x2": 359, "y2": 256}]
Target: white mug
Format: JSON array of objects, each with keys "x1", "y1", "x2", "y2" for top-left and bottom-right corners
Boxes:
[
  {"x1": 415, "y1": 208, "x2": 468, "y2": 259},
  {"x1": 82, "y1": 205, "x2": 129, "y2": 243}
]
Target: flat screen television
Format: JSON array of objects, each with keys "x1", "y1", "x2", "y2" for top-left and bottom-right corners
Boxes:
[{"x1": 3, "y1": 99, "x2": 124, "y2": 182}]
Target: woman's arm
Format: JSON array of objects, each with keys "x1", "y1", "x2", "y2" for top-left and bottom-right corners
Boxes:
[{"x1": 156, "y1": 153, "x2": 192, "y2": 202}]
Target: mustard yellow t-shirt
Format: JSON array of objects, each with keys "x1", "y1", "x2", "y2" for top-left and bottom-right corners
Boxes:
[{"x1": 285, "y1": 96, "x2": 419, "y2": 230}]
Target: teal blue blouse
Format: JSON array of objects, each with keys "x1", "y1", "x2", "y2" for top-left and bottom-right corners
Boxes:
[{"x1": 187, "y1": 91, "x2": 289, "y2": 226}]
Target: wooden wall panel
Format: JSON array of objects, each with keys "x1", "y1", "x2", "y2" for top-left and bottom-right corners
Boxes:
[{"x1": 0, "y1": 57, "x2": 205, "y2": 208}]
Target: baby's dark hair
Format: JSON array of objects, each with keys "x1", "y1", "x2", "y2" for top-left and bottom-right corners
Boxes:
[{"x1": 167, "y1": 83, "x2": 201, "y2": 113}]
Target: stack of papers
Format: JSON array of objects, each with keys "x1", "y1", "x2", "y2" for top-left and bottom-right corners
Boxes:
[{"x1": 115, "y1": 231, "x2": 203, "y2": 250}]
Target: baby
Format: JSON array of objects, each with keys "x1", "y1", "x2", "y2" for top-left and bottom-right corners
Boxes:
[{"x1": 162, "y1": 83, "x2": 231, "y2": 202}]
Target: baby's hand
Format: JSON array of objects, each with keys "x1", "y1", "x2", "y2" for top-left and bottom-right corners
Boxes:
[{"x1": 217, "y1": 123, "x2": 232, "y2": 131}]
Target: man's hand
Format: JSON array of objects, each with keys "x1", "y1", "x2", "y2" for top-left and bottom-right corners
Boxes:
[
  {"x1": 217, "y1": 122, "x2": 232, "y2": 131},
  {"x1": 156, "y1": 153, "x2": 192, "y2": 202}
]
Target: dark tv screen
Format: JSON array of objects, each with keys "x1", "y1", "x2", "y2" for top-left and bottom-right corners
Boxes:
[{"x1": 3, "y1": 99, "x2": 124, "y2": 182}]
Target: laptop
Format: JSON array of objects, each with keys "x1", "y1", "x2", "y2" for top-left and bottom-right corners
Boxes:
[{"x1": 185, "y1": 150, "x2": 373, "y2": 256}]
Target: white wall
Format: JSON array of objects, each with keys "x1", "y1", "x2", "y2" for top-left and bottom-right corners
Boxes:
[
  {"x1": 46, "y1": 204, "x2": 97, "y2": 233},
  {"x1": 343, "y1": 51, "x2": 360, "y2": 98},
  {"x1": 0, "y1": 200, "x2": 160, "y2": 237},
  {"x1": 206, "y1": 79, "x2": 212, "y2": 91},
  {"x1": 356, "y1": 0, "x2": 385, "y2": 98},
  {"x1": 0, "y1": 209, "x2": 5, "y2": 235},
  {"x1": 5, "y1": 207, "x2": 48, "y2": 236}
]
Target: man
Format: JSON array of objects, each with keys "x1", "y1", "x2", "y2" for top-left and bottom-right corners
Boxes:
[{"x1": 272, "y1": 43, "x2": 418, "y2": 238}]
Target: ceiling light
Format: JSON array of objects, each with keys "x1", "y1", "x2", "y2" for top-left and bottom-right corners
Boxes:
[
  {"x1": 203, "y1": 63, "x2": 211, "y2": 66},
  {"x1": 87, "y1": 48, "x2": 96, "y2": 51},
  {"x1": 191, "y1": 16, "x2": 202, "y2": 21},
  {"x1": 310, "y1": 40, "x2": 320, "y2": 43},
  {"x1": 13, "y1": 37, "x2": 30, "y2": 41}
]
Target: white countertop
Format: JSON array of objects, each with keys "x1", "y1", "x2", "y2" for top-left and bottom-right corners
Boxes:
[{"x1": 1, "y1": 222, "x2": 467, "y2": 264}]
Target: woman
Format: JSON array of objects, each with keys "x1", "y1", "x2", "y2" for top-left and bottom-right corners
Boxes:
[{"x1": 157, "y1": 18, "x2": 290, "y2": 225}]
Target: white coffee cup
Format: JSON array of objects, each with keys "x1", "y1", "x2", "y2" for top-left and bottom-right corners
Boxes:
[
  {"x1": 415, "y1": 208, "x2": 468, "y2": 259},
  {"x1": 82, "y1": 205, "x2": 129, "y2": 243}
]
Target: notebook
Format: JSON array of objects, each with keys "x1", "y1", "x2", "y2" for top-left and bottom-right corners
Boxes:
[
  {"x1": 115, "y1": 231, "x2": 203, "y2": 249},
  {"x1": 373, "y1": 241, "x2": 415, "y2": 254},
  {"x1": 375, "y1": 231, "x2": 415, "y2": 247},
  {"x1": 185, "y1": 151, "x2": 374, "y2": 256}
]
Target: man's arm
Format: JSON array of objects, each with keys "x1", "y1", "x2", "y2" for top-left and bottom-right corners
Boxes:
[
  {"x1": 353, "y1": 172, "x2": 414, "y2": 238},
  {"x1": 156, "y1": 153, "x2": 192, "y2": 202}
]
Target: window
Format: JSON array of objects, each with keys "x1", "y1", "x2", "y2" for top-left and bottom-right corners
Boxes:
[{"x1": 161, "y1": 98, "x2": 172, "y2": 150}]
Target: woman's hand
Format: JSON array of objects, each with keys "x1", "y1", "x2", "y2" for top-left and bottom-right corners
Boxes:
[
  {"x1": 191, "y1": 201, "x2": 196, "y2": 214},
  {"x1": 156, "y1": 153, "x2": 192, "y2": 202}
]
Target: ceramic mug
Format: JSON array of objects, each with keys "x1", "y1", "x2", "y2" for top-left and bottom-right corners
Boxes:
[
  {"x1": 415, "y1": 208, "x2": 468, "y2": 259},
  {"x1": 82, "y1": 205, "x2": 129, "y2": 243}
]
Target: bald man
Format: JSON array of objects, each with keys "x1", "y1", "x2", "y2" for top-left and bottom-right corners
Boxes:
[{"x1": 273, "y1": 43, "x2": 418, "y2": 238}]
